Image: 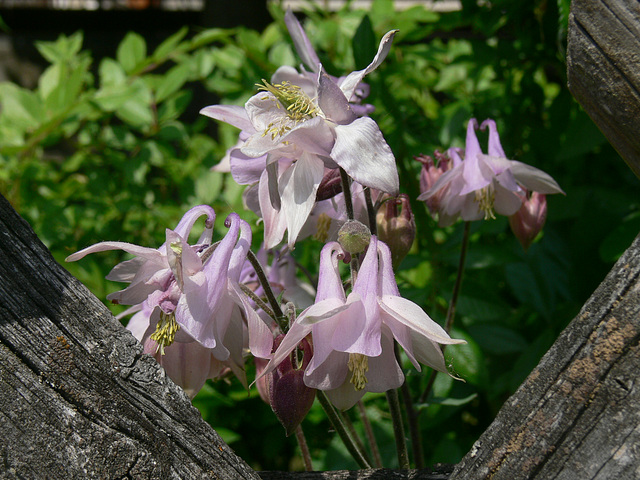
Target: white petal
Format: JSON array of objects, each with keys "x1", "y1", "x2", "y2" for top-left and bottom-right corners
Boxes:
[
  {"x1": 339, "y1": 30, "x2": 398, "y2": 101},
  {"x1": 509, "y1": 160, "x2": 565, "y2": 194},
  {"x1": 199, "y1": 104, "x2": 254, "y2": 132},
  {"x1": 332, "y1": 118, "x2": 398, "y2": 194},
  {"x1": 278, "y1": 152, "x2": 325, "y2": 248},
  {"x1": 379, "y1": 295, "x2": 466, "y2": 345}
]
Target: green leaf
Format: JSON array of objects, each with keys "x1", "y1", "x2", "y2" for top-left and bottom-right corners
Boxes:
[
  {"x1": 152, "y1": 26, "x2": 189, "y2": 61},
  {"x1": 417, "y1": 393, "x2": 478, "y2": 409},
  {"x1": 155, "y1": 63, "x2": 191, "y2": 103},
  {"x1": 189, "y1": 28, "x2": 230, "y2": 49},
  {"x1": 352, "y1": 15, "x2": 376, "y2": 70},
  {"x1": 447, "y1": 329, "x2": 487, "y2": 387},
  {"x1": 117, "y1": 32, "x2": 147, "y2": 73},
  {"x1": 466, "y1": 324, "x2": 528, "y2": 355},
  {"x1": 0, "y1": 83, "x2": 44, "y2": 131},
  {"x1": 99, "y1": 58, "x2": 127, "y2": 87}
]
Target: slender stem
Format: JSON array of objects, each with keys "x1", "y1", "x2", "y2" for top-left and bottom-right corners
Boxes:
[
  {"x1": 419, "y1": 221, "x2": 472, "y2": 404},
  {"x1": 317, "y1": 391, "x2": 372, "y2": 468},
  {"x1": 444, "y1": 221, "x2": 471, "y2": 333},
  {"x1": 400, "y1": 380, "x2": 424, "y2": 468},
  {"x1": 341, "y1": 410, "x2": 372, "y2": 466},
  {"x1": 238, "y1": 283, "x2": 274, "y2": 320},
  {"x1": 339, "y1": 168, "x2": 354, "y2": 221},
  {"x1": 245, "y1": 249, "x2": 286, "y2": 328},
  {"x1": 364, "y1": 187, "x2": 377, "y2": 236},
  {"x1": 386, "y1": 387, "x2": 410, "y2": 469},
  {"x1": 295, "y1": 425, "x2": 313, "y2": 471},
  {"x1": 357, "y1": 400, "x2": 382, "y2": 468}
]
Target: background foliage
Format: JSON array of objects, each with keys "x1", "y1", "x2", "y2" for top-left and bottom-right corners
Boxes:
[{"x1": 1, "y1": 0, "x2": 639, "y2": 471}]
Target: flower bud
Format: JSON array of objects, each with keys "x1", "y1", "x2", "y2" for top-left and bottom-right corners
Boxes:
[
  {"x1": 315, "y1": 168, "x2": 343, "y2": 202},
  {"x1": 337, "y1": 219, "x2": 371, "y2": 254},
  {"x1": 416, "y1": 151, "x2": 454, "y2": 217},
  {"x1": 261, "y1": 335, "x2": 316, "y2": 436},
  {"x1": 376, "y1": 194, "x2": 416, "y2": 269},
  {"x1": 509, "y1": 191, "x2": 547, "y2": 251}
]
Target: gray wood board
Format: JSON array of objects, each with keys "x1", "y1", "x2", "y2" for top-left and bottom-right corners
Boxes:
[{"x1": 0, "y1": 193, "x2": 260, "y2": 479}]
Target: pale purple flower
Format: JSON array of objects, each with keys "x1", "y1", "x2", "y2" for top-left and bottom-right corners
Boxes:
[
  {"x1": 260, "y1": 237, "x2": 465, "y2": 410},
  {"x1": 419, "y1": 119, "x2": 564, "y2": 226},
  {"x1": 200, "y1": 27, "x2": 398, "y2": 249},
  {"x1": 66, "y1": 206, "x2": 272, "y2": 365},
  {"x1": 123, "y1": 302, "x2": 231, "y2": 398}
]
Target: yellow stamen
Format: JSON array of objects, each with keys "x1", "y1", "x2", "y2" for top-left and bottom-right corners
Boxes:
[
  {"x1": 348, "y1": 353, "x2": 369, "y2": 391},
  {"x1": 474, "y1": 187, "x2": 496, "y2": 220},
  {"x1": 257, "y1": 80, "x2": 318, "y2": 139},
  {"x1": 313, "y1": 213, "x2": 332, "y2": 243},
  {"x1": 150, "y1": 312, "x2": 180, "y2": 355}
]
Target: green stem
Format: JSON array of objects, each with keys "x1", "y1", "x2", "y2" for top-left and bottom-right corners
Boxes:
[
  {"x1": 357, "y1": 400, "x2": 382, "y2": 468},
  {"x1": 400, "y1": 380, "x2": 424, "y2": 468},
  {"x1": 245, "y1": 249, "x2": 286, "y2": 330},
  {"x1": 295, "y1": 425, "x2": 313, "y2": 471},
  {"x1": 386, "y1": 387, "x2": 410, "y2": 469},
  {"x1": 419, "y1": 221, "x2": 471, "y2": 404},
  {"x1": 317, "y1": 391, "x2": 371, "y2": 468},
  {"x1": 364, "y1": 187, "x2": 377, "y2": 235},
  {"x1": 339, "y1": 168, "x2": 354, "y2": 221}
]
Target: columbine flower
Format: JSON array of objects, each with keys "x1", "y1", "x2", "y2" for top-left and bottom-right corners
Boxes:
[
  {"x1": 200, "y1": 28, "x2": 398, "y2": 249},
  {"x1": 418, "y1": 119, "x2": 564, "y2": 226},
  {"x1": 66, "y1": 206, "x2": 272, "y2": 367},
  {"x1": 66, "y1": 205, "x2": 217, "y2": 353},
  {"x1": 123, "y1": 301, "x2": 230, "y2": 398},
  {"x1": 260, "y1": 238, "x2": 465, "y2": 410}
]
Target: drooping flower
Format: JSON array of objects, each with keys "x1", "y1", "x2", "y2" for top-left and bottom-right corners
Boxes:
[
  {"x1": 123, "y1": 301, "x2": 231, "y2": 398},
  {"x1": 376, "y1": 194, "x2": 416, "y2": 269},
  {"x1": 66, "y1": 206, "x2": 272, "y2": 366},
  {"x1": 419, "y1": 119, "x2": 564, "y2": 226},
  {"x1": 260, "y1": 238, "x2": 465, "y2": 410},
  {"x1": 200, "y1": 27, "x2": 398, "y2": 249}
]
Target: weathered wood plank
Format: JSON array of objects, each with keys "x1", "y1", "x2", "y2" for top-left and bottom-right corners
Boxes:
[
  {"x1": 566, "y1": 0, "x2": 640, "y2": 179},
  {"x1": 448, "y1": 229, "x2": 640, "y2": 479},
  {"x1": 0, "y1": 193, "x2": 260, "y2": 479}
]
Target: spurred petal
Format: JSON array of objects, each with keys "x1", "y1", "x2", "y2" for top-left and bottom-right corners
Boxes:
[
  {"x1": 200, "y1": 104, "x2": 254, "y2": 132},
  {"x1": 314, "y1": 242, "x2": 346, "y2": 302},
  {"x1": 480, "y1": 119, "x2": 506, "y2": 158},
  {"x1": 339, "y1": 30, "x2": 398, "y2": 101},
  {"x1": 284, "y1": 9, "x2": 321, "y2": 73},
  {"x1": 332, "y1": 117, "x2": 399, "y2": 194},
  {"x1": 66, "y1": 241, "x2": 163, "y2": 265}
]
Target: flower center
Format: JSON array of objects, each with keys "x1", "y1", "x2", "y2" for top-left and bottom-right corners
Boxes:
[
  {"x1": 313, "y1": 213, "x2": 332, "y2": 243},
  {"x1": 258, "y1": 80, "x2": 318, "y2": 139},
  {"x1": 150, "y1": 312, "x2": 180, "y2": 355},
  {"x1": 348, "y1": 353, "x2": 369, "y2": 391},
  {"x1": 474, "y1": 186, "x2": 496, "y2": 220}
]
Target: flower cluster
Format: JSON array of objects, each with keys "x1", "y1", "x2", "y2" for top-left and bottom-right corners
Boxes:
[{"x1": 67, "y1": 9, "x2": 564, "y2": 445}]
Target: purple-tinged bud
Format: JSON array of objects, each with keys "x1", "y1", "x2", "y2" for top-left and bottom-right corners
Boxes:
[
  {"x1": 509, "y1": 191, "x2": 547, "y2": 251},
  {"x1": 263, "y1": 335, "x2": 316, "y2": 436},
  {"x1": 337, "y1": 219, "x2": 371, "y2": 254},
  {"x1": 416, "y1": 151, "x2": 453, "y2": 217},
  {"x1": 376, "y1": 194, "x2": 416, "y2": 269},
  {"x1": 316, "y1": 168, "x2": 343, "y2": 202}
]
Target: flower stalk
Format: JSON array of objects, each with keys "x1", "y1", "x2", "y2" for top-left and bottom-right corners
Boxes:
[{"x1": 317, "y1": 391, "x2": 372, "y2": 468}]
